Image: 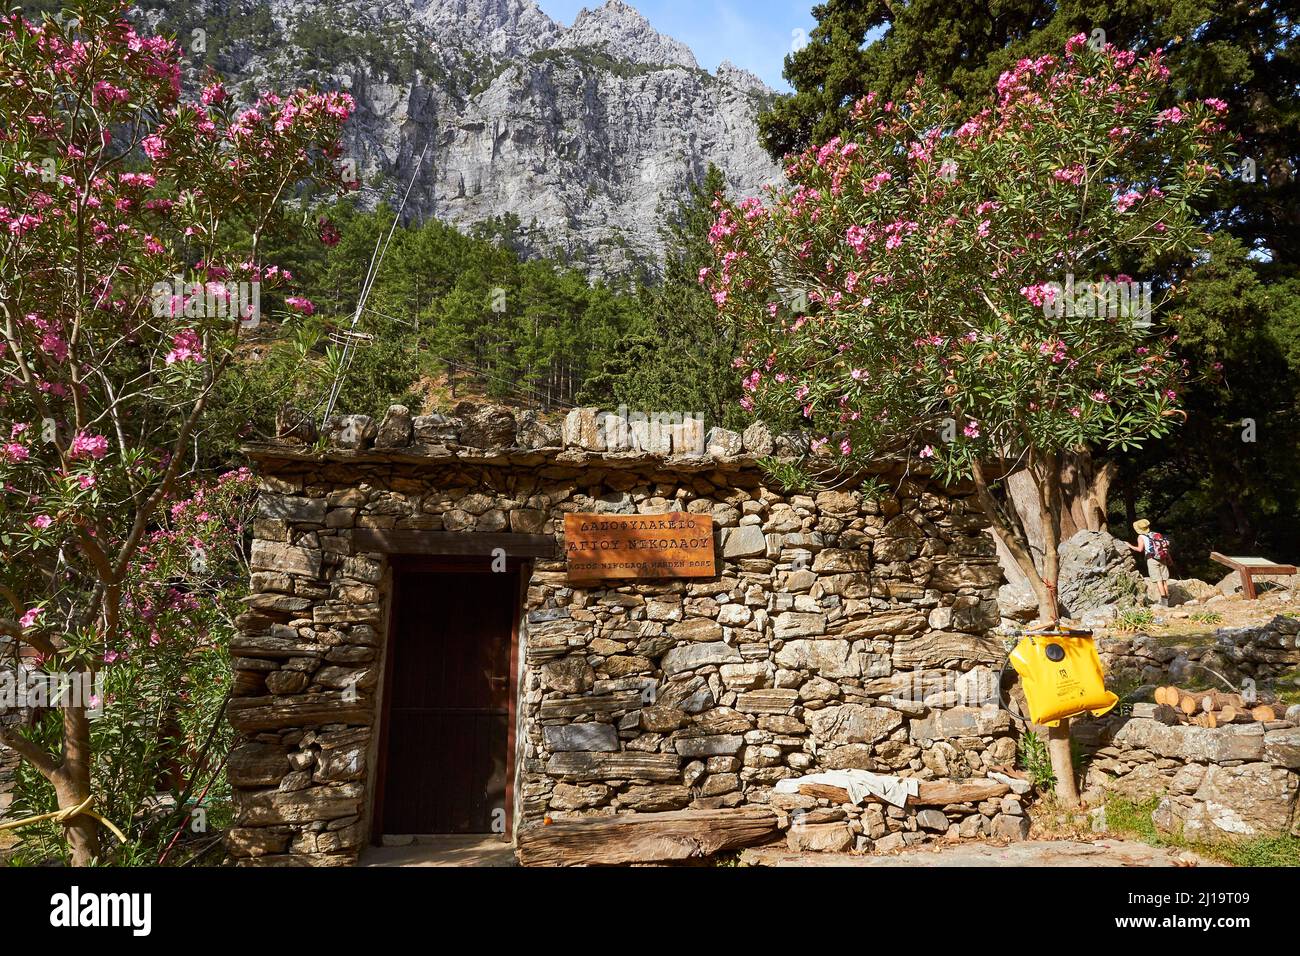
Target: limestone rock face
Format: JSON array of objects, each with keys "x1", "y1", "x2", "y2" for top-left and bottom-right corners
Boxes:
[
  {"x1": 211, "y1": 0, "x2": 781, "y2": 278},
  {"x1": 1055, "y1": 530, "x2": 1146, "y2": 617},
  {"x1": 998, "y1": 529, "x2": 1147, "y2": 621}
]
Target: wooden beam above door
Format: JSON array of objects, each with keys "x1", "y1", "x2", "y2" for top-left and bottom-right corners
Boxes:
[{"x1": 353, "y1": 529, "x2": 557, "y2": 558}]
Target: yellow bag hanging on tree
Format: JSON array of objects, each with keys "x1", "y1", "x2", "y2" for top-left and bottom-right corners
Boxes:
[{"x1": 1009, "y1": 632, "x2": 1118, "y2": 727}]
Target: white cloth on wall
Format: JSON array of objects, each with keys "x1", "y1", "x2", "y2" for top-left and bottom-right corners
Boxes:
[{"x1": 774, "y1": 770, "x2": 919, "y2": 808}]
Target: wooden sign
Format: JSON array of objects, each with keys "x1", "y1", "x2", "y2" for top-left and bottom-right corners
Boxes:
[{"x1": 564, "y1": 513, "x2": 716, "y2": 581}]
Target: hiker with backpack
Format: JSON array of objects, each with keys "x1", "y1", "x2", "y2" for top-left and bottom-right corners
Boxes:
[{"x1": 1127, "y1": 519, "x2": 1171, "y2": 606}]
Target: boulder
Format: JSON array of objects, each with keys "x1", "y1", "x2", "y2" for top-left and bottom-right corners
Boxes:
[
  {"x1": 741, "y1": 421, "x2": 774, "y2": 456},
  {"x1": 998, "y1": 580, "x2": 1039, "y2": 622},
  {"x1": 705, "y1": 427, "x2": 743, "y2": 457},
  {"x1": 1056, "y1": 530, "x2": 1146, "y2": 617},
  {"x1": 454, "y1": 402, "x2": 517, "y2": 448},
  {"x1": 328, "y1": 414, "x2": 376, "y2": 450},
  {"x1": 808, "y1": 704, "x2": 903, "y2": 746},
  {"x1": 517, "y1": 409, "x2": 562, "y2": 447},
  {"x1": 374, "y1": 404, "x2": 412, "y2": 448},
  {"x1": 1169, "y1": 763, "x2": 1299, "y2": 839},
  {"x1": 721, "y1": 525, "x2": 766, "y2": 558},
  {"x1": 1265, "y1": 727, "x2": 1300, "y2": 769},
  {"x1": 543, "y1": 723, "x2": 619, "y2": 752},
  {"x1": 661, "y1": 642, "x2": 743, "y2": 675},
  {"x1": 1156, "y1": 577, "x2": 1219, "y2": 606},
  {"x1": 412, "y1": 413, "x2": 461, "y2": 443},
  {"x1": 787, "y1": 822, "x2": 854, "y2": 852}
]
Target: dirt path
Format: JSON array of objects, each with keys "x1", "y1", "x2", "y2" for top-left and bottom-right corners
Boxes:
[{"x1": 740, "y1": 838, "x2": 1222, "y2": 867}]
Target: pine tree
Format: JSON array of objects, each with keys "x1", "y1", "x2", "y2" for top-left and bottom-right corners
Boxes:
[{"x1": 585, "y1": 165, "x2": 745, "y2": 429}]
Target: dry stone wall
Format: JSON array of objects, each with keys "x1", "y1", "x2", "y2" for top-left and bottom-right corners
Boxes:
[
  {"x1": 1081, "y1": 712, "x2": 1300, "y2": 840},
  {"x1": 1098, "y1": 616, "x2": 1300, "y2": 695},
  {"x1": 227, "y1": 404, "x2": 1024, "y2": 865}
]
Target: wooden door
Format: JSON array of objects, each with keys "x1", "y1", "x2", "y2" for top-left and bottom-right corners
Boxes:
[{"x1": 378, "y1": 568, "x2": 516, "y2": 835}]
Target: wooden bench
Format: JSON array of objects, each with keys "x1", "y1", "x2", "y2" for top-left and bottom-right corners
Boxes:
[{"x1": 1210, "y1": 553, "x2": 1298, "y2": 600}]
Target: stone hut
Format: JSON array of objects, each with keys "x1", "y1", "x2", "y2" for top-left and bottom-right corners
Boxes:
[{"x1": 227, "y1": 404, "x2": 1023, "y2": 866}]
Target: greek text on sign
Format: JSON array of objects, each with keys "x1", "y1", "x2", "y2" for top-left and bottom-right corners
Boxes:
[{"x1": 564, "y1": 513, "x2": 717, "y2": 580}]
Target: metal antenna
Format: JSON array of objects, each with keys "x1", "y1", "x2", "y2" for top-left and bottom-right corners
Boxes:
[{"x1": 321, "y1": 142, "x2": 431, "y2": 426}]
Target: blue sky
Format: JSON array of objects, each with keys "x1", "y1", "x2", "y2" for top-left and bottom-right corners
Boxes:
[{"x1": 535, "y1": 1, "x2": 817, "y2": 90}]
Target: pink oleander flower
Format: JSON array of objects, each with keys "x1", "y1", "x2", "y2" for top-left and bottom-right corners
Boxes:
[
  {"x1": 2, "y1": 442, "x2": 30, "y2": 463},
  {"x1": 165, "y1": 330, "x2": 204, "y2": 366},
  {"x1": 845, "y1": 225, "x2": 869, "y2": 253},
  {"x1": 141, "y1": 133, "x2": 168, "y2": 160},
  {"x1": 32, "y1": 514, "x2": 53, "y2": 529},
  {"x1": 200, "y1": 82, "x2": 228, "y2": 106},
  {"x1": 69, "y1": 432, "x2": 108, "y2": 460},
  {"x1": 1020, "y1": 284, "x2": 1056, "y2": 307},
  {"x1": 1052, "y1": 165, "x2": 1085, "y2": 185},
  {"x1": 1115, "y1": 190, "x2": 1142, "y2": 212},
  {"x1": 19, "y1": 607, "x2": 41, "y2": 629},
  {"x1": 40, "y1": 330, "x2": 69, "y2": 361},
  {"x1": 963, "y1": 420, "x2": 980, "y2": 438},
  {"x1": 93, "y1": 81, "x2": 130, "y2": 106},
  {"x1": 919, "y1": 445, "x2": 935, "y2": 459},
  {"x1": 318, "y1": 217, "x2": 341, "y2": 247}
]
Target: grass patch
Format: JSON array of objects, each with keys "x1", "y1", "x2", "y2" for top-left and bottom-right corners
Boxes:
[
  {"x1": 1114, "y1": 608, "x2": 1156, "y2": 632},
  {"x1": 1102, "y1": 795, "x2": 1300, "y2": 867}
]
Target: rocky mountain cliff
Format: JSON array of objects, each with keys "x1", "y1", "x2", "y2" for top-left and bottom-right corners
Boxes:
[{"x1": 146, "y1": 0, "x2": 783, "y2": 276}]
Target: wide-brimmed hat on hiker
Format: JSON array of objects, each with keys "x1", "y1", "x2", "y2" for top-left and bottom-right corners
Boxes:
[{"x1": 1132, "y1": 519, "x2": 1151, "y2": 534}]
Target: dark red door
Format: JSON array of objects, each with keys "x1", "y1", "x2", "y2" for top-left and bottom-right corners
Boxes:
[{"x1": 378, "y1": 568, "x2": 516, "y2": 834}]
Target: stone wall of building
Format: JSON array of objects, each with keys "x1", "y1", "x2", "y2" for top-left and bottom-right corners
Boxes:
[{"x1": 226, "y1": 404, "x2": 1024, "y2": 865}]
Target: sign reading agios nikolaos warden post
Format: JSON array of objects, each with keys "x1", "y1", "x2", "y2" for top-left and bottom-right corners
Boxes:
[{"x1": 564, "y1": 513, "x2": 716, "y2": 580}]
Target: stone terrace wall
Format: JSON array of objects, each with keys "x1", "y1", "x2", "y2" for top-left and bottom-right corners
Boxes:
[
  {"x1": 1082, "y1": 713, "x2": 1300, "y2": 840},
  {"x1": 227, "y1": 404, "x2": 1019, "y2": 865},
  {"x1": 1098, "y1": 616, "x2": 1300, "y2": 694}
]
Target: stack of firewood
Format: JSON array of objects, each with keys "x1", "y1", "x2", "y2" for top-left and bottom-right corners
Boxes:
[{"x1": 1152, "y1": 686, "x2": 1284, "y2": 728}]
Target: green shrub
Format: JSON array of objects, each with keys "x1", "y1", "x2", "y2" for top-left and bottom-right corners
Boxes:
[{"x1": 1016, "y1": 731, "x2": 1056, "y2": 791}]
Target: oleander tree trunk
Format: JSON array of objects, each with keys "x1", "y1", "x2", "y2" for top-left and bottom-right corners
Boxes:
[{"x1": 970, "y1": 450, "x2": 1081, "y2": 805}]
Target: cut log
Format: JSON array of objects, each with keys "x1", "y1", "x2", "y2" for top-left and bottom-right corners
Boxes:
[
  {"x1": 1153, "y1": 703, "x2": 1182, "y2": 725},
  {"x1": 796, "y1": 777, "x2": 1010, "y2": 807},
  {"x1": 1195, "y1": 690, "x2": 1246, "y2": 712},
  {"x1": 1251, "y1": 705, "x2": 1277, "y2": 722},
  {"x1": 1179, "y1": 694, "x2": 1199, "y2": 716},
  {"x1": 1218, "y1": 705, "x2": 1238, "y2": 724},
  {"x1": 916, "y1": 778, "x2": 1012, "y2": 805},
  {"x1": 515, "y1": 807, "x2": 780, "y2": 866},
  {"x1": 1155, "y1": 686, "x2": 1179, "y2": 707}
]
